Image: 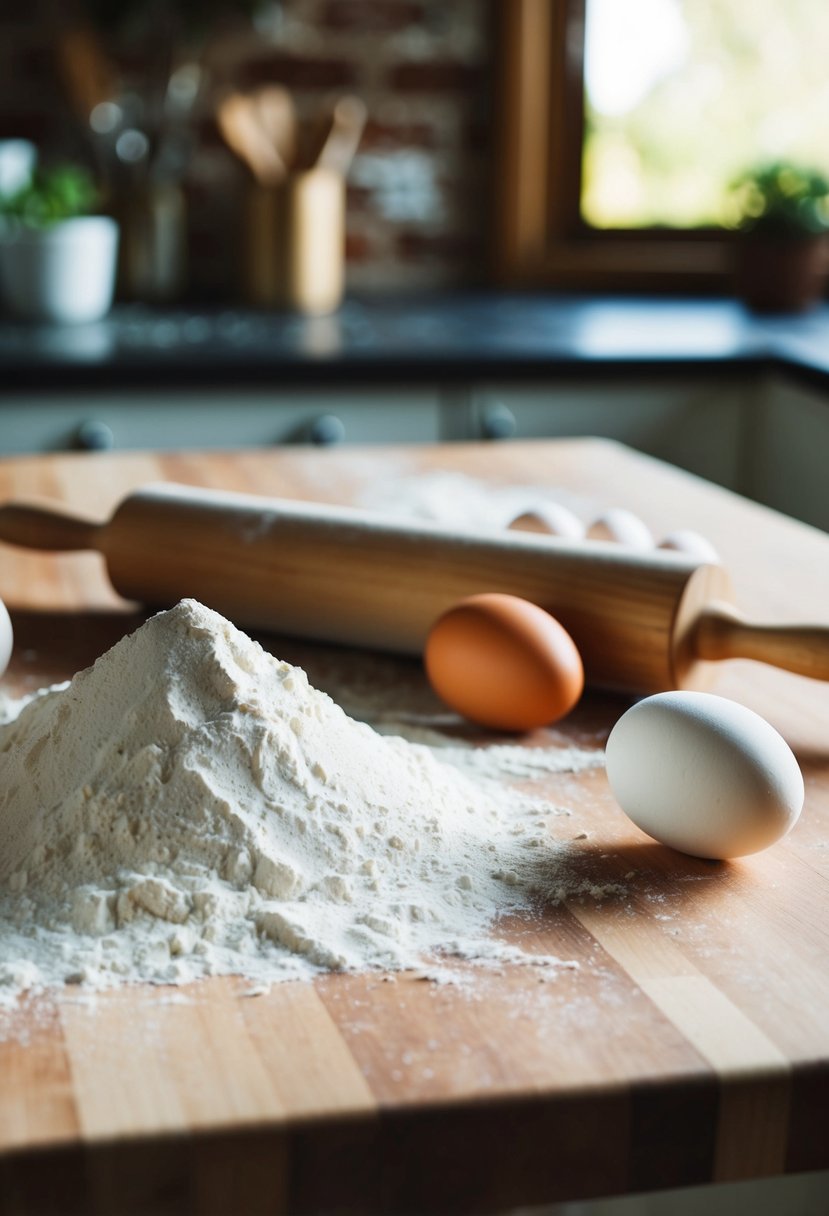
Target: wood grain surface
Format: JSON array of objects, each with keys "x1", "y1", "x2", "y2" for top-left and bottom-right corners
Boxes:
[{"x1": 0, "y1": 438, "x2": 828, "y2": 1215}]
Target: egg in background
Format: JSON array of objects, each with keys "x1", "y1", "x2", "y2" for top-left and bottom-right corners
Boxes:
[
  {"x1": 658, "y1": 529, "x2": 721, "y2": 563},
  {"x1": 0, "y1": 599, "x2": 12, "y2": 680},
  {"x1": 586, "y1": 508, "x2": 653, "y2": 549},
  {"x1": 507, "y1": 502, "x2": 585, "y2": 539},
  {"x1": 424, "y1": 593, "x2": 584, "y2": 732}
]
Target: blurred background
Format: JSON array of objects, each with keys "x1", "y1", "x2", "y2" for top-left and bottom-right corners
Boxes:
[
  {"x1": 0, "y1": 0, "x2": 492, "y2": 298},
  {"x1": 583, "y1": 0, "x2": 829, "y2": 230},
  {"x1": 3, "y1": 0, "x2": 828, "y2": 300},
  {"x1": 0, "y1": 0, "x2": 828, "y2": 536}
]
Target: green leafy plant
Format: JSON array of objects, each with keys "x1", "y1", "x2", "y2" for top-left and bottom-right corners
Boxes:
[
  {"x1": 0, "y1": 165, "x2": 100, "y2": 228},
  {"x1": 729, "y1": 162, "x2": 829, "y2": 237}
]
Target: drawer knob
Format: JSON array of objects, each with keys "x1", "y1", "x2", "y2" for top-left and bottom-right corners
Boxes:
[
  {"x1": 75, "y1": 419, "x2": 115, "y2": 451},
  {"x1": 481, "y1": 403, "x2": 516, "y2": 440},
  {"x1": 309, "y1": 414, "x2": 346, "y2": 446}
]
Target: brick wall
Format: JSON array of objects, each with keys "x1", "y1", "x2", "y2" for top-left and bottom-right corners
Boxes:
[{"x1": 0, "y1": 0, "x2": 494, "y2": 298}]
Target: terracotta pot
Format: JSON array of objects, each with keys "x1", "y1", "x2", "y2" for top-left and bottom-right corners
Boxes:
[{"x1": 733, "y1": 232, "x2": 827, "y2": 313}]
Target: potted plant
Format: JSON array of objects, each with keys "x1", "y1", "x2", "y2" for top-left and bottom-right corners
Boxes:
[
  {"x1": 729, "y1": 162, "x2": 829, "y2": 313},
  {"x1": 0, "y1": 164, "x2": 119, "y2": 323}
]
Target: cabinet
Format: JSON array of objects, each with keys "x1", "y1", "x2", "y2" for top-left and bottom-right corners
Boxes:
[
  {"x1": 748, "y1": 374, "x2": 829, "y2": 532},
  {"x1": 469, "y1": 378, "x2": 751, "y2": 491},
  {"x1": 0, "y1": 388, "x2": 446, "y2": 455},
  {"x1": 2, "y1": 372, "x2": 828, "y2": 537}
]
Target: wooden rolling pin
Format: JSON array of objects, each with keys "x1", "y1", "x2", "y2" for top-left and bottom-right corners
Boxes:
[{"x1": 1, "y1": 482, "x2": 828, "y2": 694}]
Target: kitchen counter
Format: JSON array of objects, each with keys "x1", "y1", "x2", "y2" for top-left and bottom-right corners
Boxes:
[
  {"x1": 2, "y1": 294, "x2": 829, "y2": 389},
  {"x1": 0, "y1": 440, "x2": 828, "y2": 1214},
  {"x1": 3, "y1": 295, "x2": 829, "y2": 537}
]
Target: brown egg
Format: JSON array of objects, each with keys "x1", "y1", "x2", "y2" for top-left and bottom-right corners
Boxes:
[{"x1": 424, "y1": 593, "x2": 584, "y2": 732}]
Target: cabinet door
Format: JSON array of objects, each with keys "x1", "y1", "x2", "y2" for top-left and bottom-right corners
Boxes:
[
  {"x1": 749, "y1": 375, "x2": 829, "y2": 532},
  {"x1": 0, "y1": 388, "x2": 444, "y2": 454},
  {"x1": 471, "y1": 380, "x2": 747, "y2": 490}
]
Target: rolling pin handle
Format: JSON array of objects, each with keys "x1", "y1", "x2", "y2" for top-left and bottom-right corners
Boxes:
[
  {"x1": 695, "y1": 601, "x2": 829, "y2": 682},
  {"x1": 0, "y1": 503, "x2": 102, "y2": 552}
]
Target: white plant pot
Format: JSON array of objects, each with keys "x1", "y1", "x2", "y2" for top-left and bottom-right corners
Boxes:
[{"x1": 0, "y1": 216, "x2": 119, "y2": 324}]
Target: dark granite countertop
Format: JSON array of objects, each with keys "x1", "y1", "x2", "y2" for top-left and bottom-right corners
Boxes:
[{"x1": 1, "y1": 294, "x2": 828, "y2": 390}]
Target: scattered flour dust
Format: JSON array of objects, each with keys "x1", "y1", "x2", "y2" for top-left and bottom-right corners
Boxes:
[
  {"x1": 0, "y1": 599, "x2": 610, "y2": 1012},
  {"x1": 358, "y1": 469, "x2": 595, "y2": 532}
]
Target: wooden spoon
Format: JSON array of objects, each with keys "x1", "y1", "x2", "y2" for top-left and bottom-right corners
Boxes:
[
  {"x1": 217, "y1": 92, "x2": 285, "y2": 186},
  {"x1": 307, "y1": 95, "x2": 367, "y2": 174},
  {"x1": 57, "y1": 27, "x2": 119, "y2": 126},
  {"x1": 252, "y1": 86, "x2": 297, "y2": 173}
]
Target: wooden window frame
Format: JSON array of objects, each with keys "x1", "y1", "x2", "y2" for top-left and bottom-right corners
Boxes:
[{"x1": 493, "y1": 0, "x2": 736, "y2": 291}]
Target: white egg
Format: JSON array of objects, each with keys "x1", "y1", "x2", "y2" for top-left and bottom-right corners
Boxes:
[
  {"x1": 0, "y1": 598, "x2": 12, "y2": 679},
  {"x1": 587, "y1": 508, "x2": 653, "y2": 549},
  {"x1": 605, "y1": 691, "x2": 803, "y2": 860},
  {"x1": 658, "y1": 529, "x2": 720, "y2": 563},
  {"x1": 507, "y1": 502, "x2": 585, "y2": 539}
]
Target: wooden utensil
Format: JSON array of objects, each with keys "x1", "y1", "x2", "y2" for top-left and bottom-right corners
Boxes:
[
  {"x1": 57, "y1": 28, "x2": 120, "y2": 128},
  {"x1": 306, "y1": 95, "x2": 367, "y2": 174},
  {"x1": 243, "y1": 167, "x2": 345, "y2": 313},
  {"x1": 1, "y1": 482, "x2": 828, "y2": 694},
  {"x1": 57, "y1": 27, "x2": 126, "y2": 191},
  {"x1": 252, "y1": 85, "x2": 297, "y2": 173},
  {"x1": 217, "y1": 92, "x2": 286, "y2": 185}
]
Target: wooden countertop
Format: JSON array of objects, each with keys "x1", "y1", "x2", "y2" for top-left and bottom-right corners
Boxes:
[{"x1": 0, "y1": 439, "x2": 828, "y2": 1215}]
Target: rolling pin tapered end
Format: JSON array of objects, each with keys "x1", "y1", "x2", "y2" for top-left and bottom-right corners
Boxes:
[{"x1": 0, "y1": 502, "x2": 103, "y2": 553}]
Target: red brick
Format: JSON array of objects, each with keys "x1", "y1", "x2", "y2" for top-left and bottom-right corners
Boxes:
[
  {"x1": 196, "y1": 116, "x2": 224, "y2": 150},
  {"x1": 0, "y1": 10, "x2": 44, "y2": 25},
  {"x1": 345, "y1": 230, "x2": 373, "y2": 261},
  {"x1": 0, "y1": 112, "x2": 51, "y2": 141},
  {"x1": 239, "y1": 55, "x2": 358, "y2": 91},
  {"x1": 106, "y1": 47, "x2": 152, "y2": 78},
  {"x1": 17, "y1": 42, "x2": 56, "y2": 84},
  {"x1": 319, "y1": 0, "x2": 425, "y2": 32},
  {"x1": 388, "y1": 60, "x2": 486, "y2": 92},
  {"x1": 464, "y1": 116, "x2": 491, "y2": 154},
  {"x1": 396, "y1": 229, "x2": 480, "y2": 263},
  {"x1": 360, "y1": 118, "x2": 440, "y2": 151},
  {"x1": 345, "y1": 184, "x2": 376, "y2": 213}
]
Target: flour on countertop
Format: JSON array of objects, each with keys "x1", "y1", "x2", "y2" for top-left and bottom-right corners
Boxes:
[
  {"x1": 276, "y1": 642, "x2": 606, "y2": 780},
  {"x1": 359, "y1": 470, "x2": 594, "y2": 532},
  {"x1": 0, "y1": 600, "x2": 609, "y2": 1009},
  {"x1": 0, "y1": 688, "x2": 39, "y2": 726}
]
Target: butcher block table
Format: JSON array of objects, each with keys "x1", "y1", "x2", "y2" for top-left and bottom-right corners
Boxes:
[{"x1": 0, "y1": 439, "x2": 828, "y2": 1215}]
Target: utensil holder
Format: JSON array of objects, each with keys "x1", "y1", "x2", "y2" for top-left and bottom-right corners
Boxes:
[
  {"x1": 243, "y1": 168, "x2": 345, "y2": 314},
  {"x1": 118, "y1": 181, "x2": 187, "y2": 303}
]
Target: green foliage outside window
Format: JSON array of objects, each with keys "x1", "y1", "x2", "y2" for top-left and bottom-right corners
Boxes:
[
  {"x1": 582, "y1": 0, "x2": 829, "y2": 231},
  {"x1": 729, "y1": 163, "x2": 829, "y2": 236}
]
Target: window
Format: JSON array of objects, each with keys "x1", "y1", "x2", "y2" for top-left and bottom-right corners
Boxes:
[{"x1": 493, "y1": 0, "x2": 829, "y2": 290}]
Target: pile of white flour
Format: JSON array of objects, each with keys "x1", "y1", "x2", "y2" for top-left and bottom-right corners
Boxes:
[{"x1": 0, "y1": 600, "x2": 605, "y2": 1005}]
